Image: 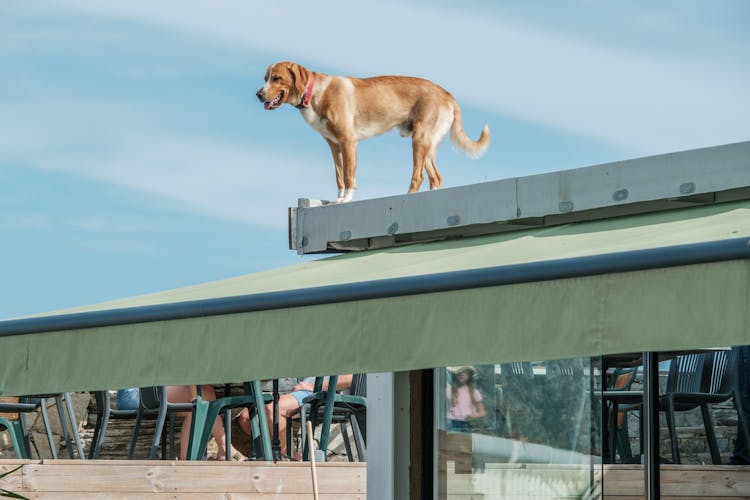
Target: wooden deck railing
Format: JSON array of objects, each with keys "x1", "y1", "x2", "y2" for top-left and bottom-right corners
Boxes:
[{"x1": 1, "y1": 459, "x2": 366, "y2": 499}]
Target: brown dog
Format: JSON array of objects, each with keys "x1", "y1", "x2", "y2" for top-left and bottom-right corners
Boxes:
[{"x1": 257, "y1": 61, "x2": 490, "y2": 203}]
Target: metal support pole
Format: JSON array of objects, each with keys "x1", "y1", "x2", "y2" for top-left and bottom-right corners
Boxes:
[
  {"x1": 272, "y1": 379, "x2": 281, "y2": 461},
  {"x1": 643, "y1": 352, "x2": 660, "y2": 499}
]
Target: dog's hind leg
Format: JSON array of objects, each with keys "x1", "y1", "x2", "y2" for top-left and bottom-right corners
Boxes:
[
  {"x1": 415, "y1": 107, "x2": 450, "y2": 191},
  {"x1": 425, "y1": 154, "x2": 443, "y2": 190},
  {"x1": 409, "y1": 139, "x2": 430, "y2": 192}
]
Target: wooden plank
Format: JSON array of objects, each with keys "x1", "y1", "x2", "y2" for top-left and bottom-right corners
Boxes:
[
  {"x1": 597, "y1": 466, "x2": 644, "y2": 497},
  {"x1": 599, "y1": 465, "x2": 750, "y2": 497},
  {"x1": 0, "y1": 461, "x2": 24, "y2": 493},
  {"x1": 602, "y1": 497, "x2": 749, "y2": 500},
  {"x1": 36, "y1": 459, "x2": 360, "y2": 469},
  {"x1": 602, "y1": 494, "x2": 748, "y2": 500},
  {"x1": 18, "y1": 462, "x2": 365, "y2": 495},
  {"x1": 657, "y1": 465, "x2": 750, "y2": 497},
  {"x1": 444, "y1": 462, "x2": 750, "y2": 498},
  {"x1": 22, "y1": 494, "x2": 365, "y2": 500},
  {"x1": 445, "y1": 461, "x2": 590, "y2": 498}
]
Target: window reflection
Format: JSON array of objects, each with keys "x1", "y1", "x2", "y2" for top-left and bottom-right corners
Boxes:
[
  {"x1": 435, "y1": 349, "x2": 750, "y2": 498},
  {"x1": 436, "y1": 358, "x2": 598, "y2": 499}
]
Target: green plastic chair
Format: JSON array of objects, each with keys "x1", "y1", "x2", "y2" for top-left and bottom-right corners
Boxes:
[
  {"x1": 296, "y1": 374, "x2": 367, "y2": 461},
  {"x1": 1, "y1": 395, "x2": 75, "y2": 460},
  {"x1": 0, "y1": 400, "x2": 38, "y2": 459},
  {"x1": 0, "y1": 417, "x2": 28, "y2": 459},
  {"x1": 186, "y1": 381, "x2": 273, "y2": 461}
]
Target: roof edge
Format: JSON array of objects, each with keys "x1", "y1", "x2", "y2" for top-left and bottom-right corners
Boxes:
[{"x1": 2, "y1": 236, "x2": 748, "y2": 338}]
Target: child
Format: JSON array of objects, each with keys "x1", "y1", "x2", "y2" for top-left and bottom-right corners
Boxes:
[{"x1": 447, "y1": 366, "x2": 486, "y2": 432}]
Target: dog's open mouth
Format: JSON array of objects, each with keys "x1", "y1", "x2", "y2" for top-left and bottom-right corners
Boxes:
[{"x1": 264, "y1": 90, "x2": 284, "y2": 110}]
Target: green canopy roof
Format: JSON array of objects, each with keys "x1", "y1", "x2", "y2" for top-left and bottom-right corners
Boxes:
[{"x1": 2, "y1": 200, "x2": 749, "y2": 395}]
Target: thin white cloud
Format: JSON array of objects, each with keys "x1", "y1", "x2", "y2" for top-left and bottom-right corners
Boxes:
[
  {"x1": 49, "y1": 0, "x2": 750, "y2": 153},
  {"x1": 2, "y1": 0, "x2": 748, "y2": 229},
  {"x1": 2, "y1": 131, "x2": 333, "y2": 228}
]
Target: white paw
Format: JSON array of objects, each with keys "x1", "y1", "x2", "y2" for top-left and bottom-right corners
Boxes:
[{"x1": 334, "y1": 188, "x2": 355, "y2": 203}]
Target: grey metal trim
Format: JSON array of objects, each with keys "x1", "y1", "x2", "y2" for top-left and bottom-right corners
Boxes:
[
  {"x1": 291, "y1": 141, "x2": 750, "y2": 253},
  {"x1": 2, "y1": 237, "x2": 749, "y2": 337}
]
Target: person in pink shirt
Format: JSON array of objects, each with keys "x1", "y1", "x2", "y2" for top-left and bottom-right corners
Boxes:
[{"x1": 447, "y1": 366, "x2": 486, "y2": 432}]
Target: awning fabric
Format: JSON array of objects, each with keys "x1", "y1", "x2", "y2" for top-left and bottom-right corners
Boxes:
[{"x1": 2, "y1": 200, "x2": 750, "y2": 395}]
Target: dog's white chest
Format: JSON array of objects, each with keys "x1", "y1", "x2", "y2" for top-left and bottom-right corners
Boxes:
[{"x1": 300, "y1": 107, "x2": 335, "y2": 141}]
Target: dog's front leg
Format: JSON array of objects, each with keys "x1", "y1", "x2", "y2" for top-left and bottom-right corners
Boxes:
[
  {"x1": 338, "y1": 138, "x2": 358, "y2": 203},
  {"x1": 326, "y1": 139, "x2": 346, "y2": 201}
]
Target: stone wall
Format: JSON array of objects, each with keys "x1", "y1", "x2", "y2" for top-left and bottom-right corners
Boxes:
[{"x1": 622, "y1": 400, "x2": 741, "y2": 464}]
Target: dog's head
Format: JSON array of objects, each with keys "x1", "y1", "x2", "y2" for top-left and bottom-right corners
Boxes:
[{"x1": 256, "y1": 61, "x2": 310, "y2": 110}]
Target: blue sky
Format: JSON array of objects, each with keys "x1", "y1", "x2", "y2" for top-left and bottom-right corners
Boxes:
[{"x1": 1, "y1": 1, "x2": 749, "y2": 318}]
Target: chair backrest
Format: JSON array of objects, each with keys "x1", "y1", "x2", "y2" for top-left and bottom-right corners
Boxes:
[
  {"x1": 607, "y1": 368, "x2": 639, "y2": 390},
  {"x1": 501, "y1": 362, "x2": 534, "y2": 379},
  {"x1": 546, "y1": 359, "x2": 585, "y2": 378},
  {"x1": 705, "y1": 349, "x2": 736, "y2": 395},
  {"x1": 499, "y1": 362, "x2": 536, "y2": 402},
  {"x1": 666, "y1": 354, "x2": 705, "y2": 393},
  {"x1": 138, "y1": 386, "x2": 167, "y2": 411},
  {"x1": 350, "y1": 374, "x2": 367, "y2": 397}
]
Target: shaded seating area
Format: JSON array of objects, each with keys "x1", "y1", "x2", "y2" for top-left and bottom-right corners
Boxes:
[{"x1": 3, "y1": 378, "x2": 365, "y2": 463}]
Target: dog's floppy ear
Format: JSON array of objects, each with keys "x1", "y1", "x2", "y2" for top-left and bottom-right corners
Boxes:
[{"x1": 289, "y1": 63, "x2": 309, "y2": 98}]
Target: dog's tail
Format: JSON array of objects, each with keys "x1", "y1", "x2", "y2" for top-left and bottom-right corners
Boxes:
[{"x1": 450, "y1": 102, "x2": 490, "y2": 158}]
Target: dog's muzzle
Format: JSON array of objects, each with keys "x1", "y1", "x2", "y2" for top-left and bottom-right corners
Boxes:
[{"x1": 256, "y1": 89, "x2": 265, "y2": 102}]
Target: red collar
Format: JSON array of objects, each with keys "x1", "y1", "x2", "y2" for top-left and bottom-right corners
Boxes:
[{"x1": 296, "y1": 72, "x2": 315, "y2": 109}]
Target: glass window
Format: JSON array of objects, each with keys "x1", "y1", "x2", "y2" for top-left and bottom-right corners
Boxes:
[
  {"x1": 433, "y1": 348, "x2": 750, "y2": 498},
  {"x1": 435, "y1": 358, "x2": 602, "y2": 498}
]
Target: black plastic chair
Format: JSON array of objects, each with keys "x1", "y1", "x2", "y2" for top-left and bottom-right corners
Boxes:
[
  {"x1": 128, "y1": 386, "x2": 194, "y2": 460},
  {"x1": 659, "y1": 353, "x2": 705, "y2": 463},
  {"x1": 88, "y1": 391, "x2": 139, "y2": 459},
  {"x1": 601, "y1": 367, "x2": 642, "y2": 463},
  {"x1": 661, "y1": 350, "x2": 749, "y2": 464}
]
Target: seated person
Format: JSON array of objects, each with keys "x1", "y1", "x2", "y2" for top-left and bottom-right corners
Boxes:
[
  {"x1": 167, "y1": 385, "x2": 246, "y2": 461},
  {"x1": 237, "y1": 374, "x2": 353, "y2": 459}
]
